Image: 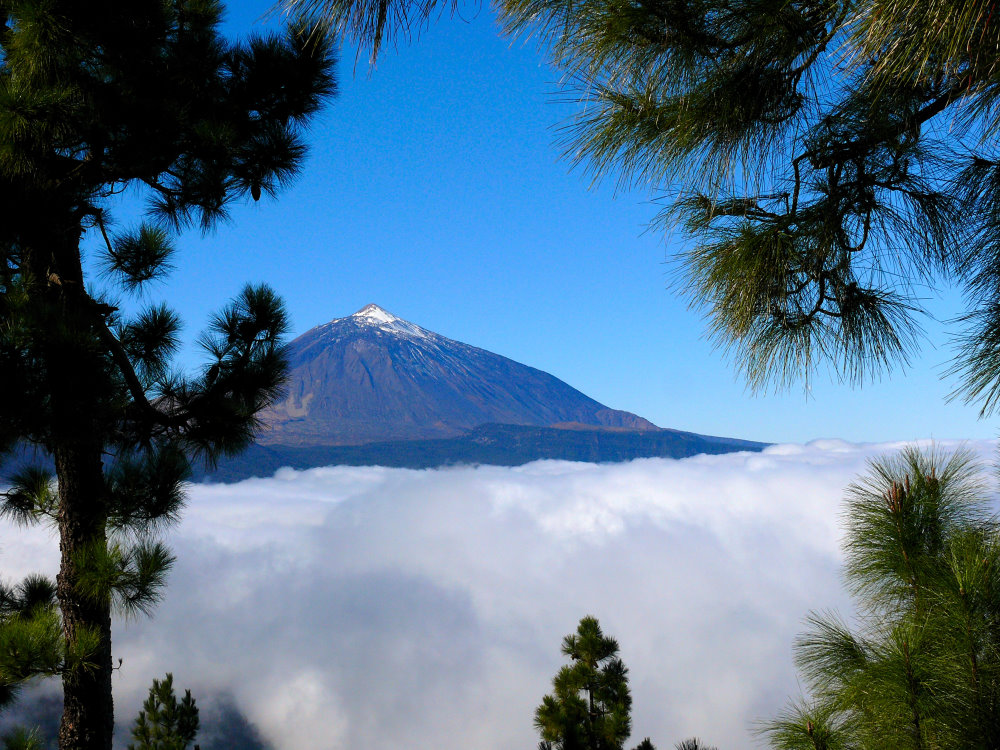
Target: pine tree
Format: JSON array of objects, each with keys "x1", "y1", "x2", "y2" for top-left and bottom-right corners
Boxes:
[
  {"x1": 0, "y1": 3, "x2": 336, "y2": 748},
  {"x1": 535, "y1": 616, "x2": 654, "y2": 750},
  {"x1": 760, "y1": 446, "x2": 1000, "y2": 749},
  {"x1": 127, "y1": 674, "x2": 199, "y2": 750},
  {"x1": 674, "y1": 741, "x2": 716, "y2": 750},
  {"x1": 0, "y1": 729, "x2": 42, "y2": 750},
  {"x1": 0, "y1": 572, "x2": 69, "y2": 748},
  {"x1": 0, "y1": 573, "x2": 60, "y2": 708}
]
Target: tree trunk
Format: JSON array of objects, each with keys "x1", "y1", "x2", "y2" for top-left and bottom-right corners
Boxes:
[
  {"x1": 35, "y1": 218, "x2": 116, "y2": 749},
  {"x1": 55, "y1": 443, "x2": 113, "y2": 750}
]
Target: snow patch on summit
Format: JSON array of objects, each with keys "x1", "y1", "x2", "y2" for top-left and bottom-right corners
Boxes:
[
  {"x1": 335, "y1": 304, "x2": 432, "y2": 340},
  {"x1": 352, "y1": 304, "x2": 398, "y2": 325}
]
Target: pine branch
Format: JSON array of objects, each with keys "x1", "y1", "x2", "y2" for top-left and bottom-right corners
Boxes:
[{"x1": 92, "y1": 316, "x2": 178, "y2": 431}]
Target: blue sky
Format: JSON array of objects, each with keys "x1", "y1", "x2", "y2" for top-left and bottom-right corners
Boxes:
[{"x1": 90, "y1": 0, "x2": 995, "y2": 445}]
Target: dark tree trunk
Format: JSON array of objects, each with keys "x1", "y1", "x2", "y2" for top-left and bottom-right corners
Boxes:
[
  {"x1": 49, "y1": 214, "x2": 115, "y2": 748},
  {"x1": 54, "y1": 443, "x2": 114, "y2": 750},
  {"x1": 30, "y1": 206, "x2": 118, "y2": 750}
]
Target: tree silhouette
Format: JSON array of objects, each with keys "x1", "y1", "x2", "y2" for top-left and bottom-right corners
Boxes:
[{"x1": 0, "y1": 3, "x2": 336, "y2": 747}]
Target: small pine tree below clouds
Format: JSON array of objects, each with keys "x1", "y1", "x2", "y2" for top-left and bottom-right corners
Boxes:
[
  {"x1": 537, "y1": 616, "x2": 670, "y2": 750},
  {"x1": 128, "y1": 674, "x2": 199, "y2": 750}
]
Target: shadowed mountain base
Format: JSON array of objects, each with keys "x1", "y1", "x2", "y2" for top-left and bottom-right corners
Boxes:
[{"x1": 201, "y1": 423, "x2": 767, "y2": 481}]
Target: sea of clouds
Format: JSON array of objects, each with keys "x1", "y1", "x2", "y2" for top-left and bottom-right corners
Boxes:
[{"x1": 3, "y1": 439, "x2": 997, "y2": 749}]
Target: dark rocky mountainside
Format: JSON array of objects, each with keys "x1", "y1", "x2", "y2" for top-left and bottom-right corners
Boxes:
[
  {"x1": 203, "y1": 423, "x2": 766, "y2": 481},
  {"x1": 258, "y1": 304, "x2": 658, "y2": 447}
]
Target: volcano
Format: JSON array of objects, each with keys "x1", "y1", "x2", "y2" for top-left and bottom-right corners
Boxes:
[
  {"x1": 258, "y1": 304, "x2": 659, "y2": 447},
  {"x1": 194, "y1": 304, "x2": 767, "y2": 478}
]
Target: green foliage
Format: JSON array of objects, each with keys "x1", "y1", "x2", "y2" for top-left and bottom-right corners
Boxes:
[
  {"x1": 0, "y1": 469, "x2": 57, "y2": 527},
  {"x1": 1, "y1": 728, "x2": 43, "y2": 750},
  {"x1": 0, "y1": 571, "x2": 98, "y2": 749},
  {"x1": 0, "y1": 572, "x2": 98, "y2": 708},
  {"x1": 535, "y1": 616, "x2": 655, "y2": 750},
  {"x1": 492, "y1": 0, "x2": 975, "y2": 394},
  {"x1": 73, "y1": 539, "x2": 176, "y2": 619},
  {"x1": 0, "y1": 1, "x2": 337, "y2": 745},
  {"x1": 286, "y1": 0, "x2": 458, "y2": 61},
  {"x1": 1, "y1": 0, "x2": 336, "y2": 464},
  {"x1": 760, "y1": 446, "x2": 1000, "y2": 749},
  {"x1": 0, "y1": 578, "x2": 62, "y2": 692},
  {"x1": 102, "y1": 226, "x2": 176, "y2": 294},
  {"x1": 105, "y1": 444, "x2": 190, "y2": 536},
  {"x1": 127, "y1": 674, "x2": 199, "y2": 750}
]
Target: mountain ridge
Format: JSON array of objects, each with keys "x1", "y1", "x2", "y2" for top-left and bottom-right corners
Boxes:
[
  {"x1": 258, "y1": 304, "x2": 658, "y2": 447},
  {"x1": 203, "y1": 423, "x2": 767, "y2": 481}
]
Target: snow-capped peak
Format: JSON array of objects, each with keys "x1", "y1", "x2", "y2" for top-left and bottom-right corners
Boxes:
[
  {"x1": 332, "y1": 304, "x2": 432, "y2": 340},
  {"x1": 351, "y1": 304, "x2": 398, "y2": 325}
]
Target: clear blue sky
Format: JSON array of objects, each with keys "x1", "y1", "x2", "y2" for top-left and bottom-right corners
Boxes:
[{"x1": 90, "y1": 0, "x2": 996, "y2": 445}]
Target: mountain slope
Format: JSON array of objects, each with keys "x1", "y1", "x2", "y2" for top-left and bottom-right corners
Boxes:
[{"x1": 258, "y1": 304, "x2": 657, "y2": 447}]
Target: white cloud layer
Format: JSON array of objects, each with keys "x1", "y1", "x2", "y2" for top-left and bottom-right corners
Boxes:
[{"x1": 3, "y1": 439, "x2": 997, "y2": 749}]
